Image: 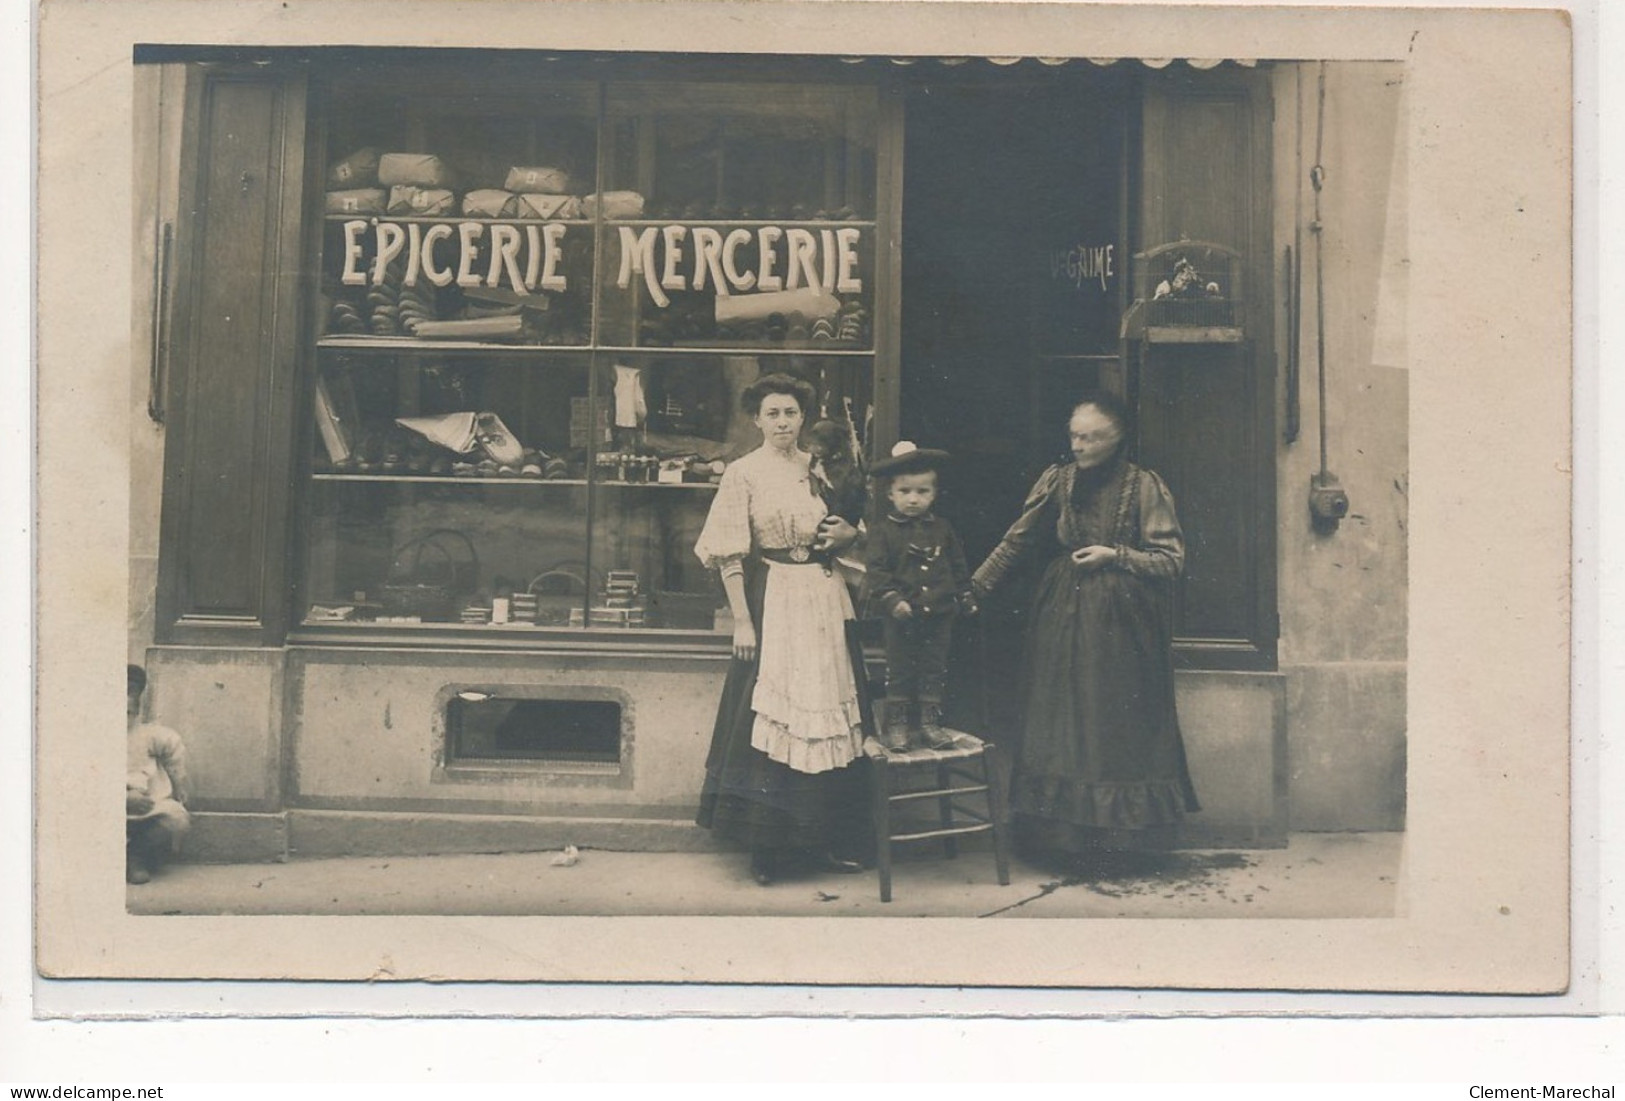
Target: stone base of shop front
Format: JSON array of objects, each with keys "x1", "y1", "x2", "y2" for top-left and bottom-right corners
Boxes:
[{"x1": 154, "y1": 644, "x2": 1297, "y2": 862}]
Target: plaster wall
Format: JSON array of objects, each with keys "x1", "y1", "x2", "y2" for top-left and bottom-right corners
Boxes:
[
  {"x1": 1271, "y1": 62, "x2": 1410, "y2": 829},
  {"x1": 144, "y1": 646, "x2": 286, "y2": 811},
  {"x1": 129, "y1": 64, "x2": 186, "y2": 662},
  {"x1": 289, "y1": 649, "x2": 727, "y2": 816}
]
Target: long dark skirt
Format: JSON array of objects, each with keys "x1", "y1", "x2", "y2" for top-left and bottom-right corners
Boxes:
[
  {"x1": 1009, "y1": 556, "x2": 1200, "y2": 857},
  {"x1": 695, "y1": 558, "x2": 873, "y2": 858}
]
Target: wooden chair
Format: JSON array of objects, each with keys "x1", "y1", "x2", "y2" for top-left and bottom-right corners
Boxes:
[{"x1": 864, "y1": 731, "x2": 1012, "y2": 903}]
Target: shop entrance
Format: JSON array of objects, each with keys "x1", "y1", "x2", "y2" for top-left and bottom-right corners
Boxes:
[{"x1": 900, "y1": 74, "x2": 1132, "y2": 733}]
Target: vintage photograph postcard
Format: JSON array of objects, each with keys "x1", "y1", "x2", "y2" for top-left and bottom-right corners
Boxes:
[{"x1": 34, "y1": 0, "x2": 1574, "y2": 995}]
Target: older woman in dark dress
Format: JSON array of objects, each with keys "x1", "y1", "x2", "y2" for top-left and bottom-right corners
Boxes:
[{"x1": 972, "y1": 393, "x2": 1199, "y2": 866}]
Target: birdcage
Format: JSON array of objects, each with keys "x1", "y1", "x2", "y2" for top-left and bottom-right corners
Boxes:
[{"x1": 1121, "y1": 240, "x2": 1246, "y2": 343}]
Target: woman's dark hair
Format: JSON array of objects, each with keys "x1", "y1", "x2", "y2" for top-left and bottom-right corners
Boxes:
[
  {"x1": 741, "y1": 372, "x2": 816, "y2": 417},
  {"x1": 127, "y1": 664, "x2": 147, "y2": 696},
  {"x1": 1071, "y1": 390, "x2": 1133, "y2": 436}
]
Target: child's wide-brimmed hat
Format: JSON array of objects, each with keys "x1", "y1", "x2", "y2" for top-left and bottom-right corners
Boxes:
[{"x1": 871, "y1": 440, "x2": 951, "y2": 477}]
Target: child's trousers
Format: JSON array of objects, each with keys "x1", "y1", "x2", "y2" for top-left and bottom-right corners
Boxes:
[{"x1": 882, "y1": 613, "x2": 955, "y2": 704}]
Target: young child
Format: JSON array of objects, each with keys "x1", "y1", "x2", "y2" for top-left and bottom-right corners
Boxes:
[
  {"x1": 126, "y1": 664, "x2": 191, "y2": 885},
  {"x1": 864, "y1": 442, "x2": 976, "y2": 752}
]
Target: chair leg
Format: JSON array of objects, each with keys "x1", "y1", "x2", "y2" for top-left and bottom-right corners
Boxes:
[
  {"x1": 936, "y1": 761, "x2": 958, "y2": 859},
  {"x1": 982, "y1": 743, "x2": 1012, "y2": 887},
  {"x1": 870, "y1": 754, "x2": 893, "y2": 903}
]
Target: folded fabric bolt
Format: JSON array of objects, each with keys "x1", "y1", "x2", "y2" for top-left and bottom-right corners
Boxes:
[
  {"x1": 378, "y1": 153, "x2": 456, "y2": 188},
  {"x1": 388, "y1": 186, "x2": 457, "y2": 216},
  {"x1": 504, "y1": 166, "x2": 570, "y2": 193},
  {"x1": 463, "y1": 189, "x2": 520, "y2": 218},
  {"x1": 582, "y1": 191, "x2": 645, "y2": 219},
  {"x1": 714, "y1": 287, "x2": 840, "y2": 326},
  {"x1": 325, "y1": 188, "x2": 387, "y2": 215},
  {"x1": 394, "y1": 411, "x2": 524, "y2": 466},
  {"x1": 396, "y1": 412, "x2": 479, "y2": 453},
  {"x1": 327, "y1": 147, "x2": 381, "y2": 188},
  {"x1": 518, "y1": 193, "x2": 583, "y2": 220}
]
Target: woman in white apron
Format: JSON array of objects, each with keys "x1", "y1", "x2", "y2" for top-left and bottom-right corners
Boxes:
[{"x1": 694, "y1": 373, "x2": 870, "y2": 885}]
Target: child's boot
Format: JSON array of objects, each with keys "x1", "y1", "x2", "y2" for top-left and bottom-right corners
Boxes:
[
  {"x1": 881, "y1": 700, "x2": 913, "y2": 754},
  {"x1": 918, "y1": 700, "x2": 956, "y2": 750}
]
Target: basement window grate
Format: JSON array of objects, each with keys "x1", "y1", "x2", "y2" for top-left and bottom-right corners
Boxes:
[{"x1": 447, "y1": 695, "x2": 622, "y2": 766}]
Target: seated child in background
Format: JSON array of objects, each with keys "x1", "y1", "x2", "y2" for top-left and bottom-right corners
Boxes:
[
  {"x1": 126, "y1": 664, "x2": 190, "y2": 885},
  {"x1": 863, "y1": 442, "x2": 976, "y2": 752}
]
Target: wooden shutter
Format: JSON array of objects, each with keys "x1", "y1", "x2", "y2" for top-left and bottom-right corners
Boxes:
[
  {"x1": 1135, "y1": 68, "x2": 1277, "y2": 669},
  {"x1": 156, "y1": 64, "x2": 308, "y2": 645}
]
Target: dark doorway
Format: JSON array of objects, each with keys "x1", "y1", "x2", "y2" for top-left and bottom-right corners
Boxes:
[{"x1": 899, "y1": 73, "x2": 1132, "y2": 736}]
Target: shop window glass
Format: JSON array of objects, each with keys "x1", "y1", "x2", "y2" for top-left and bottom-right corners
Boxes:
[{"x1": 301, "y1": 76, "x2": 877, "y2": 637}]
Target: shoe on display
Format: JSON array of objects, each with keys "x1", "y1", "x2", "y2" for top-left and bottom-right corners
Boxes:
[{"x1": 474, "y1": 412, "x2": 524, "y2": 466}]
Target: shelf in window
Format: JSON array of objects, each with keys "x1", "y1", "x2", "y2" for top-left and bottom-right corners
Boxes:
[
  {"x1": 1143, "y1": 326, "x2": 1246, "y2": 344},
  {"x1": 595, "y1": 344, "x2": 874, "y2": 357},
  {"x1": 317, "y1": 336, "x2": 589, "y2": 353},
  {"x1": 607, "y1": 218, "x2": 876, "y2": 228},
  {"x1": 313, "y1": 473, "x2": 585, "y2": 485},
  {"x1": 288, "y1": 623, "x2": 733, "y2": 655},
  {"x1": 310, "y1": 473, "x2": 720, "y2": 489}
]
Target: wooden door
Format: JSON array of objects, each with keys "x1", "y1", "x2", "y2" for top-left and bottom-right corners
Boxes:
[
  {"x1": 156, "y1": 65, "x2": 308, "y2": 645},
  {"x1": 1136, "y1": 67, "x2": 1277, "y2": 669}
]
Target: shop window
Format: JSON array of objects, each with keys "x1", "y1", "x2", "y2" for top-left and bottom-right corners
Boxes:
[
  {"x1": 300, "y1": 75, "x2": 878, "y2": 637},
  {"x1": 447, "y1": 693, "x2": 622, "y2": 766}
]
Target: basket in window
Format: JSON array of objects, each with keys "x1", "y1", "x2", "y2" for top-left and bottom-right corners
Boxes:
[
  {"x1": 527, "y1": 566, "x2": 593, "y2": 627},
  {"x1": 1121, "y1": 240, "x2": 1246, "y2": 343},
  {"x1": 379, "y1": 529, "x2": 480, "y2": 621}
]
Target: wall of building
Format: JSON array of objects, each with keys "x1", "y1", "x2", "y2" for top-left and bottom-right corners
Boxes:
[
  {"x1": 288, "y1": 649, "x2": 725, "y2": 816},
  {"x1": 1271, "y1": 62, "x2": 1410, "y2": 830},
  {"x1": 129, "y1": 64, "x2": 186, "y2": 662}
]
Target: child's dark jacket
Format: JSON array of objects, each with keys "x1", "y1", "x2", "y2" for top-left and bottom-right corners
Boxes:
[{"x1": 863, "y1": 512, "x2": 974, "y2": 617}]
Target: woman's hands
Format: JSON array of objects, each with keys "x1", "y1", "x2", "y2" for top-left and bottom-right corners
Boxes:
[
  {"x1": 1071, "y1": 544, "x2": 1121, "y2": 572},
  {"x1": 732, "y1": 621, "x2": 758, "y2": 662},
  {"x1": 815, "y1": 515, "x2": 858, "y2": 552}
]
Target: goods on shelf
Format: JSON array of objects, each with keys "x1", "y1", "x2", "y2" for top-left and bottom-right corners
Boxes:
[
  {"x1": 518, "y1": 194, "x2": 582, "y2": 219},
  {"x1": 325, "y1": 188, "x2": 387, "y2": 215},
  {"x1": 581, "y1": 190, "x2": 645, "y2": 219},
  {"x1": 504, "y1": 166, "x2": 570, "y2": 194},
  {"x1": 568, "y1": 568, "x2": 646, "y2": 628},
  {"x1": 379, "y1": 528, "x2": 479, "y2": 621},
  {"x1": 386, "y1": 186, "x2": 457, "y2": 217},
  {"x1": 462, "y1": 189, "x2": 521, "y2": 218},
  {"x1": 327, "y1": 146, "x2": 381, "y2": 189},
  {"x1": 377, "y1": 153, "x2": 456, "y2": 188}
]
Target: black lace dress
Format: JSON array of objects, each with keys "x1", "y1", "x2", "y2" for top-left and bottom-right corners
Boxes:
[{"x1": 972, "y1": 457, "x2": 1200, "y2": 856}]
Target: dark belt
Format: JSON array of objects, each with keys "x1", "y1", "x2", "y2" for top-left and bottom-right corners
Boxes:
[{"x1": 760, "y1": 546, "x2": 819, "y2": 565}]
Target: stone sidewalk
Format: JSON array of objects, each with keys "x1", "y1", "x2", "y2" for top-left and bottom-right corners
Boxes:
[{"x1": 128, "y1": 832, "x2": 1402, "y2": 919}]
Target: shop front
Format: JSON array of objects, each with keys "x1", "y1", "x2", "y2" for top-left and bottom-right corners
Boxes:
[{"x1": 130, "y1": 48, "x2": 1407, "y2": 861}]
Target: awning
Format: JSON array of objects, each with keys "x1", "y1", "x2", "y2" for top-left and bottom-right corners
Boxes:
[{"x1": 841, "y1": 56, "x2": 1258, "y2": 69}]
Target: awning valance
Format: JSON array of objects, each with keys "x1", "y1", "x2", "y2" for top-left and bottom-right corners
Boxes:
[{"x1": 840, "y1": 56, "x2": 1258, "y2": 69}]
